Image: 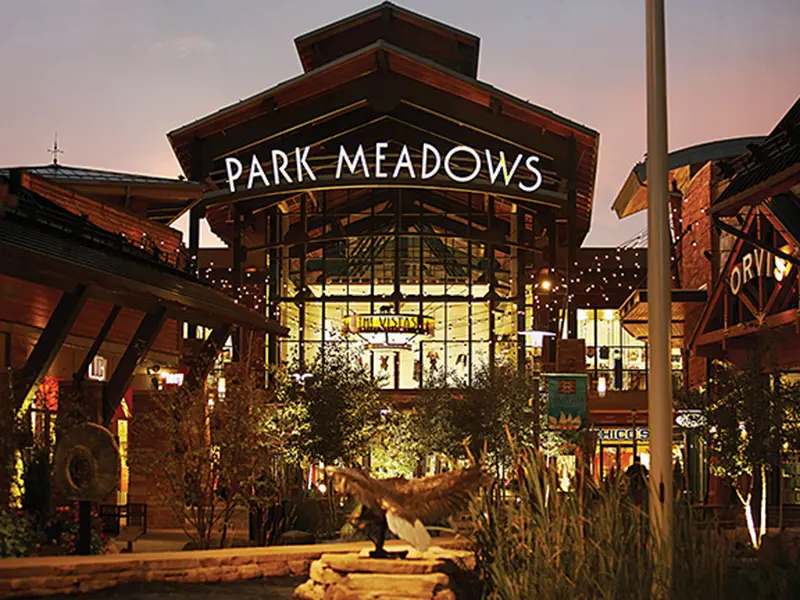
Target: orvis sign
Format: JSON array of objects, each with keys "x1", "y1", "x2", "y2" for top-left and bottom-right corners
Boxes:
[
  {"x1": 224, "y1": 142, "x2": 544, "y2": 194},
  {"x1": 729, "y1": 247, "x2": 792, "y2": 296}
]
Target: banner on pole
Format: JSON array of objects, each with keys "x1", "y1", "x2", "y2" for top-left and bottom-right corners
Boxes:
[{"x1": 547, "y1": 374, "x2": 587, "y2": 430}]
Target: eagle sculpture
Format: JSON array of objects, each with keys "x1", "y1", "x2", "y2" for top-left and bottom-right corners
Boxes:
[{"x1": 326, "y1": 466, "x2": 488, "y2": 558}]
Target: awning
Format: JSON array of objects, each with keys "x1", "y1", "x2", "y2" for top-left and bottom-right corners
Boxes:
[
  {"x1": 612, "y1": 137, "x2": 765, "y2": 219},
  {"x1": 619, "y1": 289, "x2": 707, "y2": 347}
]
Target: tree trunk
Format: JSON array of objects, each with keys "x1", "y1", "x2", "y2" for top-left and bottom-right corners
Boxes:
[{"x1": 735, "y1": 487, "x2": 758, "y2": 548}]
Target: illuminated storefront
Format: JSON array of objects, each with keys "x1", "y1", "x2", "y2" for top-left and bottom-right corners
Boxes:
[{"x1": 169, "y1": 2, "x2": 625, "y2": 391}]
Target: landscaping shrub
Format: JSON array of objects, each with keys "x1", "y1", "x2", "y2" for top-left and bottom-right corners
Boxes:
[{"x1": 0, "y1": 508, "x2": 39, "y2": 557}]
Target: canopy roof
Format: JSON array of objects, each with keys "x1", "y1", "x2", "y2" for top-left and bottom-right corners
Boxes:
[
  {"x1": 0, "y1": 172, "x2": 287, "y2": 335},
  {"x1": 611, "y1": 137, "x2": 765, "y2": 219}
]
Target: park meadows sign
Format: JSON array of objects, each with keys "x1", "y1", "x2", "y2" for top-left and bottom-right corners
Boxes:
[{"x1": 224, "y1": 142, "x2": 545, "y2": 194}]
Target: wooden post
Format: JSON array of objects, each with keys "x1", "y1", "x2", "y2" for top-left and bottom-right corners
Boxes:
[
  {"x1": 15, "y1": 285, "x2": 89, "y2": 417},
  {"x1": 103, "y1": 308, "x2": 167, "y2": 426},
  {"x1": 187, "y1": 204, "x2": 204, "y2": 339},
  {"x1": 232, "y1": 206, "x2": 244, "y2": 362},
  {"x1": 567, "y1": 135, "x2": 578, "y2": 339}
]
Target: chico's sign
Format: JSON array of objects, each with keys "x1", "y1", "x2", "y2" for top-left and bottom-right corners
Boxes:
[
  {"x1": 224, "y1": 142, "x2": 544, "y2": 194},
  {"x1": 729, "y1": 247, "x2": 792, "y2": 296}
]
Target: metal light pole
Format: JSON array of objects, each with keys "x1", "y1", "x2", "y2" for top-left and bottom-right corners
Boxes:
[{"x1": 645, "y1": 0, "x2": 673, "y2": 569}]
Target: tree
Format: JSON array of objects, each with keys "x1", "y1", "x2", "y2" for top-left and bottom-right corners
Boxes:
[
  {"x1": 679, "y1": 346, "x2": 800, "y2": 548},
  {"x1": 275, "y1": 345, "x2": 385, "y2": 468},
  {"x1": 369, "y1": 409, "x2": 424, "y2": 479},
  {"x1": 131, "y1": 362, "x2": 280, "y2": 549},
  {"x1": 412, "y1": 363, "x2": 541, "y2": 475}
]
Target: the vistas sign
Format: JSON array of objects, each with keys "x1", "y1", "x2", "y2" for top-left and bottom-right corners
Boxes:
[
  {"x1": 729, "y1": 247, "x2": 792, "y2": 295},
  {"x1": 224, "y1": 142, "x2": 544, "y2": 194},
  {"x1": 343, "y1": 314, "x2": 435, "y2": 336}
]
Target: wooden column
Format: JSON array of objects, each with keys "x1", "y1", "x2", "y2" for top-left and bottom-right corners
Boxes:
[
  {"x1": 320, "y1": 192, "x2": 327, "y2": 369},
  {"x1": 394, "y1": 189, "x2": 402, "y2": 308},
  {"x1": 298, "y1": 194, "x2": 307, "y2": 368},
  {"x1": 187, "y1": 204, "x2": 204, "y2": 339},
  {"x1": 15, "y1": 285, "x2": 89, "y2": 417},
  {"x1": 566, "y1": 135, "x2": 578, "y2": 339},
  {"x1": 467, "y1": 194, "x2": 474, "y2": 384},
  {"x1": 103, "y1": 307, "x2": 167, "y2": 426},
  {"x1": 547, "y1": 210, "x2": 558, "y2": 363},
  {"x1": 487, "y1": 195, "x2": 496, "y2": 369},
  {"x1": 267, "y1": 206, "x2": 281, "y2": 369},
  {"x1": 516, "y1": 207, "x2": 527, "y2": 372},
  {"x1": 232, "y1": 206, "x2": 244, "y2": 362}
]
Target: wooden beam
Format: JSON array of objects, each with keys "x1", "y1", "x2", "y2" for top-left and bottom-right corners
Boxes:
[
  {"x1": 15, "y1": 285, "x2": 89, "y2": 416},
  {"x1": 184, "y1": 325, "x2": 233, "y2": 392},
  {"x1": 73, "y1": 305, "x2": 121, "y2": 383},
  {"x1": 713, "y1": 215, "x2": 800, "y2": 268},
  {"x1": 203, "y1": 80, "x2": 374, "y2": 161},
  {"x1": 103, "y1": 307, "x2": 167, "y2": 426}
]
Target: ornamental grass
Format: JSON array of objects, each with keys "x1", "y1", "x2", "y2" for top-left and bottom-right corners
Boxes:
[{"x1": 469, "y1": 449, "x2": 731, "y2": 600}]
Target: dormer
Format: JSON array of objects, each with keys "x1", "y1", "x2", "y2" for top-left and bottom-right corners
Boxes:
[{"x1": 294, "y1": 2, "x2": 480, "y2": 78}]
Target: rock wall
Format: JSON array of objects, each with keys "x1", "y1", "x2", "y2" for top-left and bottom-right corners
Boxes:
[
  {"x1": 294, "y1": 546, "x2": 475, "y2": 600},
  {"x1": 0, "y1": 540, "x2": 469, "y2": 598}
]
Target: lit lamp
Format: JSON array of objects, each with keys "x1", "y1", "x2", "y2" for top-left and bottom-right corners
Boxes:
[{"x1": 532, "y1": 267, "x2": 560, "y2": 292}]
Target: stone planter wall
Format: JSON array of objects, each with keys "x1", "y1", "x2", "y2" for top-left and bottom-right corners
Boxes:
[{"x1": 0, "y1": 540, "x2": 469, "y2": 598}]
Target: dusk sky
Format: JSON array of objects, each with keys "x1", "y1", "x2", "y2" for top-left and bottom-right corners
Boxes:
[{"x1": 1, "y1": 0, "x2": 798, "y2": 247}]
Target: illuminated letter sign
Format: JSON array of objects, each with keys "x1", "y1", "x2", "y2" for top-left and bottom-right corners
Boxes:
[
  {"x1": 729, "y1": 247, "x2": 793, "y2": 295},
  {"x1": 88, "y1": 356, "x2": 107, "y2": 382},
  {"x1": 343, "y1": 314, "x2": 435, "y2": 336},
  {"x1": 225, "y1": 142, "x2": 544, "y2": 195},
  {"x1": 596, "y1": 428, "x2": 650, "y2": 442}
]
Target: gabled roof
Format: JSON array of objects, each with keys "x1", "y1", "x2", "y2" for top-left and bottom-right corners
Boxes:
[
  {"x1": 711, "y1": 96, "x2": 800, "y2": 215},
  {"x1": 294, "y1": 2, "x2": 480, "y2": 77}
]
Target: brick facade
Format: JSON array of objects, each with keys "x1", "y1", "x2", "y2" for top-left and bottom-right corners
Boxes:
[{"x1": 678, "y1": 162, "x2": 715, "y2": 389}]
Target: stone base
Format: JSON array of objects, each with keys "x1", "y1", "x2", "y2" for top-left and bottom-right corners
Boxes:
[{"x1": 293, "y1": 546, "x2": 474, "y2": 600}]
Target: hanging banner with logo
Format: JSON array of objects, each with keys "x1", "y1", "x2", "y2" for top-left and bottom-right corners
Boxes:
[{"x1": 547, "y1": 374, "x2": 587, "y2": 430}]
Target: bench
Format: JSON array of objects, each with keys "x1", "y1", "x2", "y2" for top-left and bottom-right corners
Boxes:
[{"x1": 116, "y1": 526, "x2": 145, "y2": 553}]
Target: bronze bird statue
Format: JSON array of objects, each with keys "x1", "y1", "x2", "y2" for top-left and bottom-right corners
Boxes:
[{"x1": 325, "y1": 466, "x2": 488, "y2": 558}]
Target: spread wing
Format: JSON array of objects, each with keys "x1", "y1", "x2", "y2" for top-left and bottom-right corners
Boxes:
[
  {"x1": 391, "y1": 467, "x2": 489, "y2": 523},
  {"x1": 326, "y1": 466, "x2": 488, "y2": 551},
  {"x1": 325, "y1": 466, "x2": 403, "y2": 514}
]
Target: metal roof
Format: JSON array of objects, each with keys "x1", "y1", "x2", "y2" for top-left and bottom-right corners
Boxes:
[
  {"x1": 0, "y1": 164, "x2": 201, "y2": 188},
  {"x1": 612, "y1": 137, "x2": 767, "y2": 219},
  {"x1": 711, "y1": 97, "x2": 800, "y2": 214}
]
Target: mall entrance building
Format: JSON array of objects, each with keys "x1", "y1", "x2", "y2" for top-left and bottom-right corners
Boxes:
[{"x1": 168, "y1": 2, "x2": 653, "y2": 395}]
